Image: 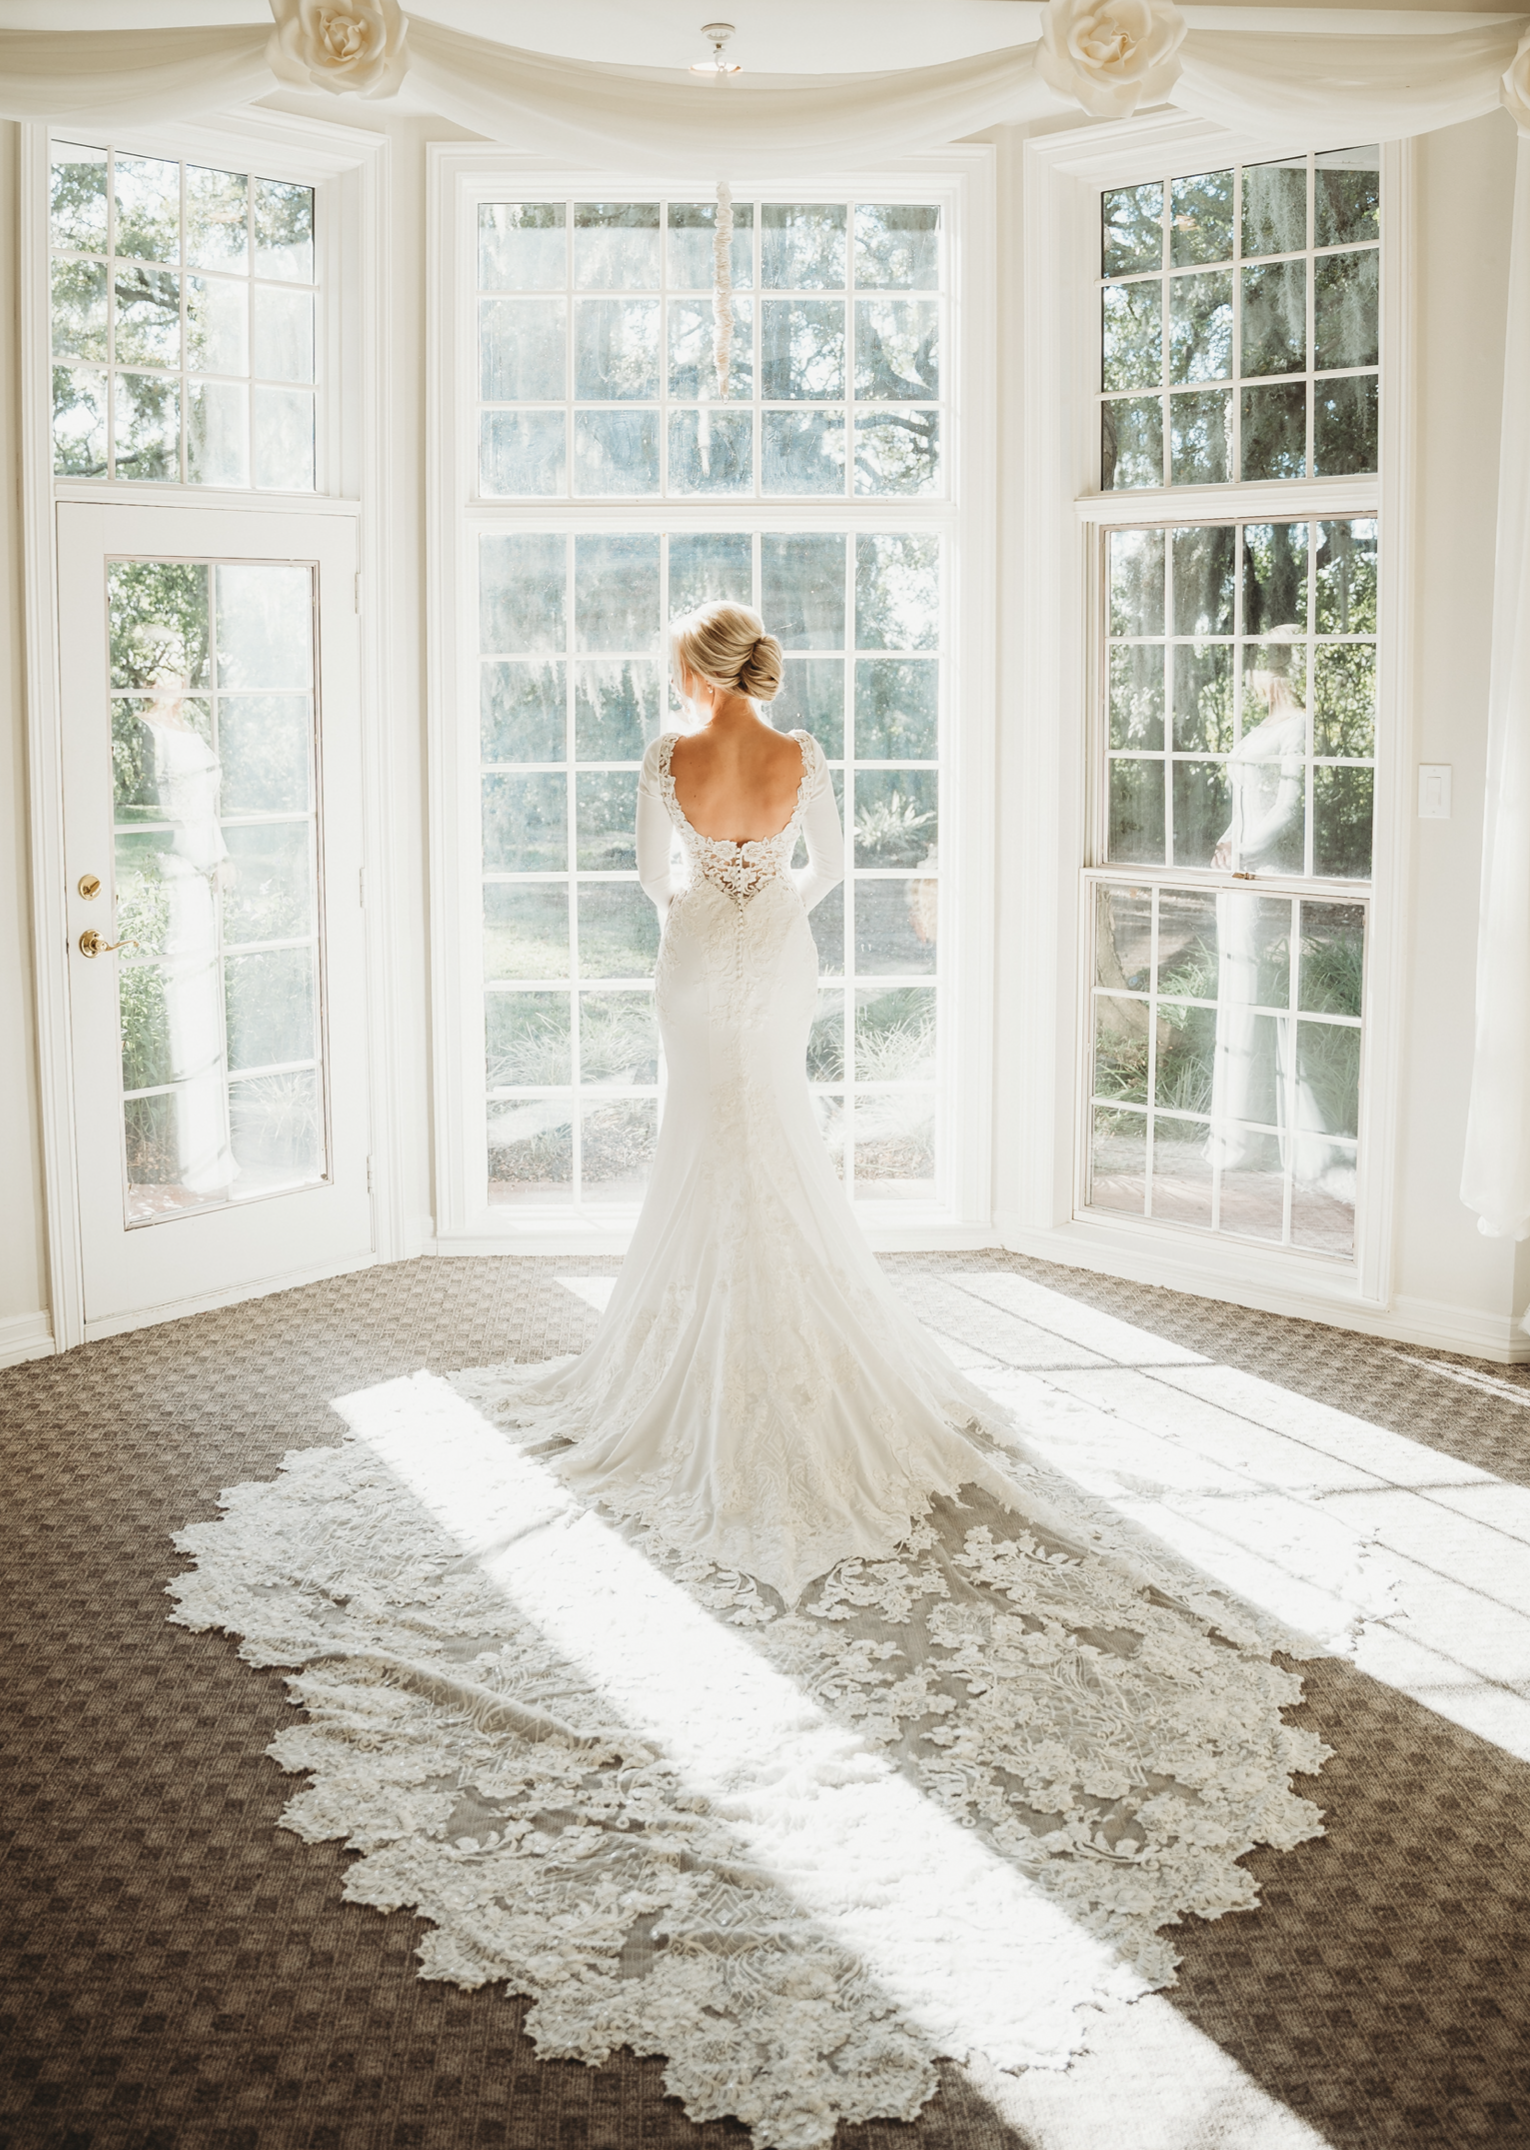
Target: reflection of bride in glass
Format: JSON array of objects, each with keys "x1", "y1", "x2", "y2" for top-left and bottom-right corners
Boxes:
[
  {"x1": 1209, "y1": 629, "x2": 1354, "y2": 1213},
  {"x1": 135, "y1": 679, "x2": 238, "y2": 1202}
]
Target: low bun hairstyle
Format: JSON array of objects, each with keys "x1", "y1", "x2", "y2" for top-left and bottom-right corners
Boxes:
[{"x1": 669, "y1": 601, "x2": 784, "y2": 705}]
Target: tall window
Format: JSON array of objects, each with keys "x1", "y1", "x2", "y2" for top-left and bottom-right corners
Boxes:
[
  {"x1": 49, "y1": 142, "x2": 318, "y2": 488},
  {"x1": 465, "y1": 189, "x2": 951, "y2": 1218},
  {"x1": 1086, "y1": 149, "x2": 1382, "y2": 1260}
]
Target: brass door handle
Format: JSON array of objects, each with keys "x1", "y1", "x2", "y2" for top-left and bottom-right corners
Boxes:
[{"x1": 78, "y1": 930, "x2": 138, "y2": 958}]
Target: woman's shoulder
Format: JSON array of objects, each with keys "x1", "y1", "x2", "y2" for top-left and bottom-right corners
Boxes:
[
  {"x1": 642, "y1": 730, "x2": 682, "y2": 773},
  {"x1": 782, "y1": 728, "x2": 828, "y2": 782}
]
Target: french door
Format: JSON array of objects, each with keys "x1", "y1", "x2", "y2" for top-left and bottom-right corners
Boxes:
[{"x1": 57, "y1": 501, "x2": 372, "y2": 1332}]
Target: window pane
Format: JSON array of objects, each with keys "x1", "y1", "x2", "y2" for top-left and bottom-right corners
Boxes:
[
  {"x1": 575, "y1": 660, "x2": 659, "y2": 759},
  {"x1": 1314, "y1": 375, "x2": 1377, "y2": 477},
  {"x1": 482, "y1": 536, "x2": 568, "y2": 653},
  {"x1": 481, "y1": 410, "x2": 565, "y2": 497},
  {"x1": 482, "y1": 772, "x2": 567, "y2": 871},
  {"x1": 52, "y1": 259, "x2": 108, "y2": 361},
  {"x1": 489, "y1": 1099, "x2": 574, "y2": 1205},
  {"x1": 574, "y1": 202, "x2": 660, "y2": 289},
  {"x1": 1313, "y1": 645, "x2": 1375, "y2": 757},
  {"x1": 116, "y1": 156, "x2": 180, "y2": 264},
  {"x1": 1312, "y1": 765, "x2": 1373, "y2": 879},
  {"x1": 480, "y1": 202, "x2": 566, "y2": 291},
  {"x1": 578, "y1": 882, "x2": 659, "y2": 978},
  {"x1": 1091, "y1": 1107, "x2": 1148, "y2": 1213},
  {"x1": 1102, "y1": 397, "x2": 1161, "y2": 489},
  {"x1": 115, "y1": 266, "x2": 181, "y2": 365},
  {"x1": 481, "y1": 297, "x2": 566, "y2": 400},
  {"x1": 1315, "y1": 147, "x2": 1380, "y2": 248},
  {"x1": 667, "y1": 199, "x2": 753, "y2": 291},
  {"x1": 764, "y1": 533, "x2": 845, "y2": 648},
  {"x1": 1241, "y1": 260, "x2": 1306, "y2": 378},
  {"x1": 575, "y1": 535, "x2": 660, "y2": 651},
  {"x1": 855, "y1": 298, "x2": 937, "y2": 401},
  {"x1": 763, "y1": 298, "x2": 845, "y2": 398},
  {"x1": 854, "y1": 204, "x2": 939, "y2": 289},
  {"x1": 1171, "y1": 759, "x2": 1231, "y2": 868},
  {"x1": 853, "y1": 770, "x2": 937, "y2": 868},
  {"x1": 1102, "y1": 281, "x2": 1161, "y2": 391},
  {"x1": 1172, "y1": 644, "x2": 1233, "y2": 752},
  {"x1": 668, "y1": 296, "x2": 752, "y2": 400},
  {"x1": 1108, "y1": 760, "x2": 1165, "y2": 863},
  {"x1": 854, "y1": 879, "x2": 937, "y2": 974},
  {"x1": 1169, "y1": 171, "x2": 1233, "y2": 267},
  {"x1": 1242, "y1": 159, "x2": 1306, "y2": 258},
  {"x1": 582, "y1": 1100, "x2": 659, "y2": 1204},
  {"x1": 762, "y1": 204, "x2": 846, "y2": 290},
  {"x1": 1102, "y1": 184, "x2": 1162, "y2": 278},
  {"x1": 1109, "y1": 644, "x2": 1165, "y2": 751},
  {"x1": 482, "y1": 661, "x2": 565, "y2": 763},
  {"x1": 1173, "y1": 526, "x2": 1235, "y2": 637},
  {"x1": 1243, "y1": 521, "x2": 1308, "y2": 635},
  {"x1": 580, "y1": 992, "x2": 658, "y2": 1083},
  {"x1": 52, "y1": 143, "x2": 109, "y2": 251},
  {"x1": 487, "y1": 990, "x2": 571, "y2": 1087},
  {"x1": 187, "y1": 165, "x2": 247, "y2": 270},
  {"x1": 777, "y1": 659, "x2": 845, "y2": 757},
  {"x1": 669, "y1": 531, "x2": 752, "y2": 614},
  {"x1": 484, "y1": 883, "x2": 568, "y2": 980},
  {"x1": 1297, "y1": 902, "x2": 1364, "y2": 1017},
  {"x1": 1241, "y1": 382, "x2": 1306, "y2": 481},
  {"x1": 1316, "y1": 520, "x2": 1377, "y2": 633},
  {"x1": 855, "y1": 659, "x2": 936, "y2": 760},
  {"x1": 1314, "y1": 250, "x2": 1378, "y2": 371},
  {"x1": 575, "y1": 298, "x2": 659, "y2": 399},
  {"x1": 187, "y1": 369, "x2": 250, "y2": 483},
  {"x1": 576, "y1": 770, "x2": 639, "y2": 868},
  {"x1": 762, "y1": 408, "x2": 845, "y2": 493},
  {"x1": 1108, "y1": 529, "x2": 1164, "y2": 638},
  {"x1": 1169, "y1": 270, "x2": 1231, "y2": 383},
  {"x1": 1169, "y1": 390, "x2": 1230, "y2": 485},
  {"x1": 856, "y1": 534, "x2": 938, "y2": 650},
  {"x1": 669, "y1": 409, "x2": 752, "y2": 493},
  {"x1": 254, "y1": 180, "x2": 313, "y2": 280},
  {"x1": 854, "y1": 411, "x2": 939, "y2": 497}
]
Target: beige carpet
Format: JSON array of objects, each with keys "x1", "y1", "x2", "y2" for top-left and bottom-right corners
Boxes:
[{"x1": 1, "y1": 1250, "x2": 1527, "y2": 2149}]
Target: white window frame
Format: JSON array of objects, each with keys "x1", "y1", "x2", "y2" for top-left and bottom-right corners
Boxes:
[
  {"x1": 20, "y1": 109, "x2": 407, "y2": 1352},
  {"x1": 1004, "y1": 114, "x2": 1412, "y2": 1321},
  {"x1": 426, "y1": 143, "x2": 997, "y2": 1254}
]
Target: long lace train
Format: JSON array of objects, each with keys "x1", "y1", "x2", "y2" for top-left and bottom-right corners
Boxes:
[{"x1": 168, "y1": 1364, "x2": 1328, "y2": 2150}]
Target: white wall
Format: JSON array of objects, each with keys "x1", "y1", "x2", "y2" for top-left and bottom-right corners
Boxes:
[
  {"x1": 0, "y1": 100, "x2": 1525, "y2": 1358},
  {"x1": 0, "y1": 121, "x2": 51, "y2": 1362},
  {"x1": 1392, "y1": 111, "x2": 1522, "y2": 1342}
]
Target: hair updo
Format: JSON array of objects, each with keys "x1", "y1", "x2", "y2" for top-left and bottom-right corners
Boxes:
[{"x1": 668, "y1": 601, "x2": 783, "y2": 705}]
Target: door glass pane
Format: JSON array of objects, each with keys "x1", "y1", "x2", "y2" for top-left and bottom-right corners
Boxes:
[{"x1": 107, "y1": 557, "x2": 326, "y2": 1224}]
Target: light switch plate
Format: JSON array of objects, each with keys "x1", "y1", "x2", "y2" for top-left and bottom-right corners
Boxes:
[{"x1": 1418, "y1": 764, "x2": 1452, "y2": 819}]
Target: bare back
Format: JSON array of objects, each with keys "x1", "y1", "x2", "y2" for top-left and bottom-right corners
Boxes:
[{"x1": 668, "y1": 717, "x2": 806, "y2": 844}]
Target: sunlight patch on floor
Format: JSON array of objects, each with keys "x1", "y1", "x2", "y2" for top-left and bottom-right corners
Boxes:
[
  {"x1": 336, "y1": 1369, "x2": 1331, "y2": 2148},
  {"x1": 919, "y1": 1270, "x2": 1530, "y2": 1765}
]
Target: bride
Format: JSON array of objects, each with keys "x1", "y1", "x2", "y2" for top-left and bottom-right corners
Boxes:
[
  {"x1": 493, "y1": 599, "x2": 1028, "y2": 1602},
  {"x1": 172, "y1": 600, "x2": 1329, "y2": 2150}
]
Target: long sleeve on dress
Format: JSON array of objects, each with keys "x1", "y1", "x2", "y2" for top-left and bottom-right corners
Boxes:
[
  {"x1": 792, "y1": 737, "x2": 845, "y2": 912},
  {"x1": 637, "y1": 739, "x2": 676, "y2": 921}
]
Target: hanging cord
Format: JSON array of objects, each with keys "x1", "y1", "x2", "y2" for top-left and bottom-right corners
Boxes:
[{"x1": 713, "y1": 178, "x2": 733, "y2": 402}]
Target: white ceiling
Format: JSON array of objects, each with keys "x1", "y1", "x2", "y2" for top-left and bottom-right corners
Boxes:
[{"x1": 0, "y1": 0, "x2": 1517, "y2": 76}]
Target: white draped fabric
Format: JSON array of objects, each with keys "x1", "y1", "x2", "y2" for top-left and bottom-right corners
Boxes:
[
  {"x1": 4, "y1": 3, "x2": 1530, "y2": 1237},
  {"x1": 0, "y1": 18, "x2": 1523, "y2": 153}
]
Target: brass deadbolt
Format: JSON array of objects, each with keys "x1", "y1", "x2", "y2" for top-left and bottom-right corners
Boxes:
[{"x1": 77, "y1": 874, "x2": 101, "y2": 900}]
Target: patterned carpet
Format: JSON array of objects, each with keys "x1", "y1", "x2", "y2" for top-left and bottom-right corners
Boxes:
[{"x1": 1, "y1": 1251, "x2": 1527, "y2": 2150}]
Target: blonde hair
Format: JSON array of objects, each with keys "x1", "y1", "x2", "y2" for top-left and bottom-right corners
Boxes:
[{"x1": 668, "y1": 601, "x2": 783, "y2": 705}]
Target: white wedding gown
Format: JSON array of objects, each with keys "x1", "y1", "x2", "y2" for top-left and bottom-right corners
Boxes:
[{"x1": 170, "y1": 728, "x2": 1330, "y2": 2149}]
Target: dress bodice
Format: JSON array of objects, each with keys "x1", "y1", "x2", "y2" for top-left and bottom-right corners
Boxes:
[{"x1": 654, "y1": 729, "x2": 818, "y2": 903}]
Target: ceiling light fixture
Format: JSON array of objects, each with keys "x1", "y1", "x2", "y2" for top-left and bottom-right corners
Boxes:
[{"x1": 689, "y1": 22, "x2": 740, "y2": 78}]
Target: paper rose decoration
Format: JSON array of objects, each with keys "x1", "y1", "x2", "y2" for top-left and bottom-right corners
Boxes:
[
  {"x1": 1503, "y1": 29, "x2": 1530, "y2": 135},
  {"x1": 266, "y1": 0, "x2": 410, "y2": 98},
  {"x1": 1037, "y1": 0, "x2": 1187, "y2": 120}
]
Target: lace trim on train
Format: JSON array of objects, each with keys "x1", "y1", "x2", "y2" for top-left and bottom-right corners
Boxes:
[{"x1": 168, "y1": 1386, "x2": 1329, "y2": 2150}]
